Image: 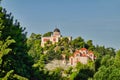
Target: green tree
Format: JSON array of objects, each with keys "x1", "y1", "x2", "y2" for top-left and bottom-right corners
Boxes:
[
  {"x1": 114, "y1": 50, "x2": 120, "y2": 67},
  {"x1": 86, "y1": 40, "x2": 95, "y2": 50},
  {"x1": 69, "y1": 62, "x2": 94, "y2": 80},
  {"x1": 0, "y1": 36, "x2": 15, "y2": 64},
  {"x1": 93, "y1": 50, "x2": 120, "y2": 80},
  {"x1": 43, "y1": 31, "x2": 53, "y2": 37},
  {"x1": 27, "y1": 33, "x2": 42, "y2": 61},
  {"x1": 71, "y1": 36, "x2": 85, "y2": 49},
  {"x1": 0, "y1": 7, "x2": 33, "y2": 79}
]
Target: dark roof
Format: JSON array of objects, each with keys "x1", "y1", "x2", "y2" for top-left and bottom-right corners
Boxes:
[{"x1": 54, "y1": 28, "x2": 60, "y2": 32}]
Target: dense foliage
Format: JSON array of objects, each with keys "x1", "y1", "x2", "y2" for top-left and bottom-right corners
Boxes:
[
  {"x1": 0, "y1": 6, "x2": 32, "y2": 79},
  {"x1": 0, "y1": 2, "x2": 120, "y2": 80}
]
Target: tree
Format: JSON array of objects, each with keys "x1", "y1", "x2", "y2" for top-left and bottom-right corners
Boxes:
[
  {"x1": 69, "y1": 62, "x2": 94, "y2": 80},
  {"x1": 27, "y1": 33, "x2": 42, "y2": 61},
  {"x1": 86, "y1": 40, "x2": 95, "y2": 50},
  {"x1": 43, "y1": 32, "x2": 53, "y2": 37},
  {"x1": 93, "y1": 50, "x2": 120, "y2": 80},
  {"x1": 114, "y1": 50, "x2": 120, "y2": 67},
  {"x1": 0, "y1": 36, "x2": 15, "y2": 64},
  {"x1": 0, "y1": 6, "x2": 33, "y2": 79},
  {"x1": 71, "y1": 36, "x2": 85, "y2": 49},
  {"x1": 0, "y1": 36, "x2": 15, "y2": 78}
]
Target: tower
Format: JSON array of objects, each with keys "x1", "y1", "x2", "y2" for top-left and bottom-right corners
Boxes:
[{"x1": 53, "y1": 28, "x2": 61, "y2": 37}]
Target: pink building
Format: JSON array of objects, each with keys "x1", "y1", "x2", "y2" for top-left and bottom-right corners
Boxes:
[
  {"x1": 69, "y1": 48, "x2": 95, "y2": 66},
  {"x1": 41, "y1": 28, "x2": 61, "y2": 47},
  {"x1": 41, "y1": 28, "x2": 72, "y2": 47}
]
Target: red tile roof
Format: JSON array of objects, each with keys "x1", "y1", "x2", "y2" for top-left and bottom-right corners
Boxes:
[
  {"x1": 70, "y1": 48, "x2": 95, "y2": 58},
  {"x1": 80, "y1": 48, "x2": 87, "y2": 51},
  {"x1": 88, "y1": 51, "x2": 94, "y2": 54}
]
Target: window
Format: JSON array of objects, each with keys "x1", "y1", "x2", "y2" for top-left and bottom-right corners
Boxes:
[
  {"x1": 76, "y1": 54, "x2": 79, "y2": 56},
  {"x1": 44, "y1": 39, "x2": 50, "y2": 42},
  {"x1": 53, "y1": 38, "x2": 56, "y2": 42}
]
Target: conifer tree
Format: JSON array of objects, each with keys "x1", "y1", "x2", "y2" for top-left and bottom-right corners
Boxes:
[{"x1": 0, "y1": 5, "x2": 32, "y2": 79}]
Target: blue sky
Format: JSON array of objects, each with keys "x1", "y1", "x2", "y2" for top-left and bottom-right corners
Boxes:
[{"x1": 1, "y1": 0, "x2": 120, "y2": 49}]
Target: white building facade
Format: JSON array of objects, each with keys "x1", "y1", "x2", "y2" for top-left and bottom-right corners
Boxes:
[{"x1": 41, "y1": 28, "x2": 72, "y2": 47}]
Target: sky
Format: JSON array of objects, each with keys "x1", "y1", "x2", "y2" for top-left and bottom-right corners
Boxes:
[{"x1": 1, "y1": 0, "x2": 120, "y2": 49}]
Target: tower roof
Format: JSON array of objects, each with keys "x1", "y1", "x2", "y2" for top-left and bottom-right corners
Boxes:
[{"x1": 54, "y1": 28, "x2": 60, "y2": 32}]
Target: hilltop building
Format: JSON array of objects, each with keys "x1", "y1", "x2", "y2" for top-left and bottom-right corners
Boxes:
[
  {"x1": 41, "y1": 28, "x2": 72, "y2": 47},
  {"x1": 69, "y1": 48, "x2": 95, "y2": 66}
]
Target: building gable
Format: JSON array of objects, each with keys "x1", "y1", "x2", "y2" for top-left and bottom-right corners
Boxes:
[{"x1": 69, "y1": 48, "x2": 95, "y2": 66}]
